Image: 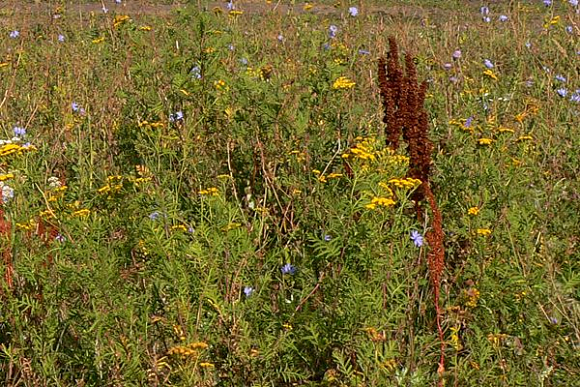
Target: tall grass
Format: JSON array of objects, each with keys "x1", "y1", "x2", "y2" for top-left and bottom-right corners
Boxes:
[{"x1": 0, "y1": 1, "x2": 579, "y2": 385}]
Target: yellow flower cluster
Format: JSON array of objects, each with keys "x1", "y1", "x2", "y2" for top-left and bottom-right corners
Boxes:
[
  {"x1": 199, "y1": 187, "x2": 219, "y2": 196},
  {"x1": 365, "y1": 196, "x2": 396, "y2": 210},
  {"x1": 0, "y1": 173, "x2": 14, "y2": 181},
  {"x1": 97, "y1": 175, "x2": 151, "y2": 195},
  {"x1": 332, "y1": 76, "x2": 356, "y2": 90},
  {"x1": 0, "y1": 143, "x2": 37, "y2": 157},
  {"x1": 467, "y1": 206, "x2": 480, "y2": 216},
  {"x1": 113, "y1": 15, "x2": 130, "y2": 29},
  {"x1": 464, "y1": 287, "x2": 480, "y2": 308},
  {"x1": 214, "y1": 79, "x2": 228, "y2": 90},
  {"x1": 476, "y1": 228, "x2": 492, "y2": 236},
  {"x1": 168, "y1": 342, "x2": 209, "y2": 358},
  {"x1": 477, "y1": 138, "x2": 493, "y2": 146},
  {"x1": 388, "y1": 178, "x2": 422, "y2": 189},
  {"x1": 483, "y1": 69, "x2": 498, "y2": 81},
  {"x1": 138, "y1": 120, "x2": 165, "y2": 129},
  {"x1": 312, "y1": 170, "x2": 343, "y2": 183}
]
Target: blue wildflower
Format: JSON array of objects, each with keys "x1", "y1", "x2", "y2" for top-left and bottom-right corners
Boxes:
[
  {"x1": 410, "y1": 230, "x2": 424, "y2": 247},
  {"x1": 525, "y1": 41, "x2": 531, "y2": 49},
  {"x1": 227, "y1": 0, "x2": 234, "y2": 10},
  {"x1": 281, "y1": 263, "x2": 296, "y2": 275},
  {"x1": 169, "y1": 111, "x2": 184, "y2": 122},
  {"x1": 277, "y1": 34, "x2": 284, "y2": 42},
  {"x1": 102, "y1": 6, "x2": 108, "y2": 13},
  {"x1": 544, "y1": 0, "x2": 552, "y2": 6},
  {"x1": 565, "y1": 25, "x2": 573, "y2": 33},
  {"x1": 570, "y1": 90, "x2": 580, "y2": 102},
  {"x1": 465, "y1": 116, "x2": 473, "y2": 128},
  {"x1": 329, "y1": 24, "x2": 338, "y2": 38},
  {"x1": 13, "y1": 126, "x2": 26, "y2": 137},
  {"x1": 556, "y1": 88, "x2": 568, "y2": 97},
  {"x1": 443, "y1": 63, "x2": 452, "y2": 70},
  {"x1": 452, "y1": 49, "x2": 462, "y2": 60},
  {"x1": 9, "y1": 30, "x2": 19, "y2": 38},
  {"x1": 149, "y1": 211, "x2": 161, "y2": 220},
  {"x1": 322, "y1": 42, "x2": 331, "y2": 50},
  {"x1": 1, "y1": 184, "x2": 14, "y2": 202},
  {"x1": 358, "y1": 49, "x2": 370, "y2": 55},
  {"x1": 55, "y1": 234, "x2": 66, "y2": 243},
  {"x1": 483, "y1": 16, "x2": 491, "y2": 23},
  {"x1": 243, "y1": 286, "x2": 254, "y2": 297},
  {"x1": 239, "y1": 57, "x2": 248, "y2": 65},
  {"x1": 480, "y1": 6, "x2": 489, "y2": 15},
  {"x1": 348, "y1": 6, "x2": 358, "y2": 17},
  {"x1": 555, "y1": 74, "x2": 567, "y2": 83},
  {"x1": 570, "y1": 0, "x2": 578, "y2": 6},
  {"x1": 324, "y1": 234, "x2": 332, "y2": 241},
  {"x1": 190, "y1": 66, "x2": 201, "y2": 79},
  {"x1": 58, "y1": 34, "x2": 65, "y2": 42},
  {"x1": 498, "y1": 15, "x2": 508, "y2": 22},
  {"x1": 483, "y1": 59, "x2": 494, "y2": 69}
]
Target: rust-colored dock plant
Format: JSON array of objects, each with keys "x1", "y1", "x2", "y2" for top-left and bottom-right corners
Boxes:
[{"x1": 378, "y1": 37, "x2": 446, "y2": 381}]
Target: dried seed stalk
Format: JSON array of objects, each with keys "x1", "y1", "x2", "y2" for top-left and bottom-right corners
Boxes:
[{"x1": 378, "y1": 37, "x2": 446, "y2": 381}]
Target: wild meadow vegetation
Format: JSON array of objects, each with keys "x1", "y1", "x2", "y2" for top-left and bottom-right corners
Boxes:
[{"x1": 0, "y1": 0, "x2": 579, "y2": 385}]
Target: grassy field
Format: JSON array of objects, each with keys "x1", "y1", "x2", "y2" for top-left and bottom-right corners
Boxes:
[{"x1": 1, "y1": 0, "x2": 579, "y2": 386}]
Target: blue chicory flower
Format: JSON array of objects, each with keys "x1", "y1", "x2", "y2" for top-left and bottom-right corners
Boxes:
[
  {"x1": 410, "y1": 230, "x2": 424, "y2": 247},
  {"x1": 9, "y1": 30, "x2": 19, "y2": 38},
  {"x1": 281, "y1": 263, "x2": 296, "y2": 275},
  {"x1": 348, "y1": 6, "x2": 358, "y2": 17},
  {"x1": 555, "y1": 74, "x2": 567, "y2": 83},
  {"x1": 329, "y1": 25, "x2": 338, "y2": 38},
  {"x1": 483, "y1": 59, "x2": 494, "y2": 69},
  {"x1": 556, "y1": 88, "x2": 568, "y2": 97},
  {"x1": 243, "y1": 286, "x2": 254, "y2": 297},
  {"x1": 169, "y1": 111, "x2": 184, "y2": 122},
  {"x1": 13, "y1": 126, "x2": 26, "y2": 137},
  {"x1": 452, "y1": 49, "x2": 462, "y2": 60},
  {"x1": 498, "y1": 15, "x2": 508, "y2": 22},
  {"x1": 190, "y1": 66, "x2": 202, "y2": 79}
]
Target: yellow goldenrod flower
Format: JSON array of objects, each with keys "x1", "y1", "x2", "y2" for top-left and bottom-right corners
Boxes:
[
  {"x1": 199, "y1": 187, "x2": 219, "y2": 196},
  {"x1": 214, "y1": 79, "x2": 227, "y2": 90},
  {"x1": 199, "y1": 362, "x2": 215, "y2": 368},
  {"x1": 303, "y1": 3, "x2": 314, "y2": 10},
  {"x1": 497, "y1": 126, "x2": 514, "y2": 133},
  {"x1": 332, "y1": 76, "x2": 356, "y2": 90},
  {"x1": 113, "y1": 15, "x2": 130, "y2": 28},
  {"x1": 517, "y1": 135, "x2": 533, "y2": 142},
  {"x1": 465, "y1": 288, "x2": 480, "y2": 308},
  {"x1": 139, "y1": 25, "x2": 152, "y2": 31},
  {"x1": 92, "y1": 36, "x2": 105, "y2": 44},
  {"x1": 483, "y1": 69, "x2": 498, "y2": 80},
  {"x1": 477, "y1": 138, "x2": 493, "y2": 146},
  {"x1": 0, "y1": 173, "x2": 14, "y2": 181},
  {"x1": 468, "y1": 206, "x2": 480, "y2": 216},
  {"x1": 476, "y1": 228, "x2": 492, "y2": 236},
  {"x1": 72, "y1": 209, "x2": 91, "y2": 217}
]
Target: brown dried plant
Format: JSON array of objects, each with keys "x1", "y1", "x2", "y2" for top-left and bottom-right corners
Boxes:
[{"x1": 378, "y1": 37, "x2": 446, "y2": 381}]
